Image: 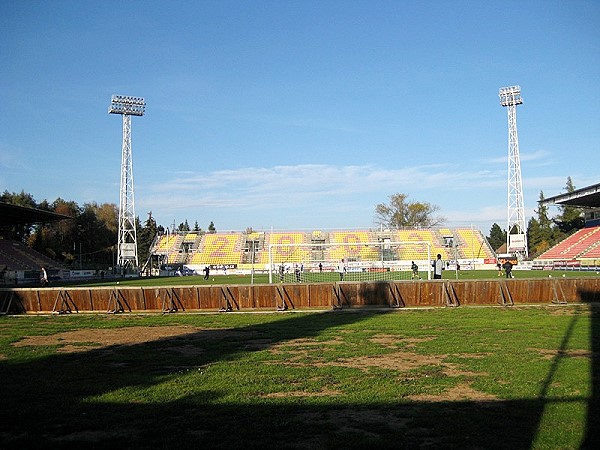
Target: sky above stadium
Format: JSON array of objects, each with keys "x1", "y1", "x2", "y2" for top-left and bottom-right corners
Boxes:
[{"x1": 1, "y1": 1, "x2": 598, "y2": 233}]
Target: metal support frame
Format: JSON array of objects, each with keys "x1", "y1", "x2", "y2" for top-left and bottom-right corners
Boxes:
[
  {"x1": 332, "y1": 283, "x2": 345, "y2": 309},
  {"x1": 52, "y1": 290, "x2": 78, "y2": 314},
  {"x1": 499, "y1": 280, "x2": 514, "y2": 306},
  {"x1": 388, "y1": 282, "x2": 404, "y2": 308},
  {"x1": 0, "y1": 291, "x2": 22, "y2": 314},
  {"x1": 219, "y1": 286, "x2": 235, "y2": 312},
  {"x1": 443, "y1": 282, "x2": 460, "y2": 307},
  {"x1": 277, "y1": 285, "x2": 289, "y2": 311},
  {"x1": 159, "y1": 288, "x2": 184, "y2": 313},
  {"x1": 552, "y1": 280, "x2": 568, "y2": 304},
  {"x1": 107, "y1": 287, "x2": 131, "y2": 314},
  {"x1": 499, "y1": 86, "x2": 528, "y2": 259},
  {"x1": 109, "y1": 95, "x2": 145, "y2": 273}
]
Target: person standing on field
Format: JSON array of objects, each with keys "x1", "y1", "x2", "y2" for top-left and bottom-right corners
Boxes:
[
  {"x1": 338, "y1": 260, "x2": 346, "y2": 281},
  {"x1": 503, "y1": 260, "x2": 514, "y2": 279},
  {"x1": 432, "y1": 254, "x2": 443, "y2": 279}
]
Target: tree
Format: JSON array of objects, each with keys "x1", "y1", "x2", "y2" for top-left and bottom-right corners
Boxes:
[
  {"x1": 527, "y1": 191, "x2": 555, "y2": 257},
  {"x1": 553, "y1": 177, "x2": 584, "y2": 234},
  {"x1": 487, "y1": 223, "x2": 506, "y2": 251},
  {"x1": 208, "y1": 221, "x2": 216, "y2": 233},
  {"x1": 375, "y1": 193, "x2": 444, "y2": 228},
  {"x1": 526, "y1": 217, "x2": 544, "y2": 257},
  {"x1": 138, "y1": 212, "x2": 158, "y2": 271},
  {"x1": 1, "y1": 190, "x2": 39, "y2": 241},
  {"x1": 30, "y1": 198, "x2": 79, "y2": 264},
  {"x1": 76, "y1": 202, "x2": 118, "y2": 269}
]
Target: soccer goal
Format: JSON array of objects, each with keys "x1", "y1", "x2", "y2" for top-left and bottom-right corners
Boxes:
[{"x1": 268, "y1": 240, "x2": 432, "y2": 283}]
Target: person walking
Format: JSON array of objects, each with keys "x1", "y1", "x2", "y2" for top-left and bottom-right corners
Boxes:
[
  {"x1": 411, "y1": 261, "x2": 420, "y2": 280},
  {"x1": 40, "y1": 266, "x2": 48, "y2": 287}
]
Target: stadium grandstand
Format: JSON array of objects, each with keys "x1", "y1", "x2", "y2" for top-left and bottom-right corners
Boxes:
[
  {"x1": 535, "y1": 182, "x2": 600, "y2": 270},
  {"x1": 0, "y1": 202, "x2": 71, "y2": 285},
  {"x1": 150, "y1": 227, "x2": 497, "y2": 277}
]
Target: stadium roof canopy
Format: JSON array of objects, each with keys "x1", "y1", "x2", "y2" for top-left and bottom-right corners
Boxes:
[
  {"x1": 0, "y1": 202, "x2": 72, "y2": 227},
  {"x1": 540, "y1": 182, "x2": 600, "y2": 208}
]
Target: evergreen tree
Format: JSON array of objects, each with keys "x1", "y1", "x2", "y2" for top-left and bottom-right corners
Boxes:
[
  {"x1": 208, "y1": 221, "x2": 216, "y2": 233},
  {"x1": 487, "y1": 223, "x2": 506, "y2": 251},
  {"x1": 553, "y1": 177, "x2": 584, "y2": 234},
  {"x1": 527, "y1": 191, "x2": 555, "y2": 257},
  {"x1": 527, "y1": 217, "x2": 546, "y2": 257},
  {"x1": 138, "y1": 212, "x2": 158, "y2": 271}
]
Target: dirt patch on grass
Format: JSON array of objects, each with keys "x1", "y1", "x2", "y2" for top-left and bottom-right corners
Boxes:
[
  {"x1": 262, "y1": 387, "x2": 343, "y2": 398},
  {"x1": 532, "y1": 348, "x2": 595, "y2": 360},
  {"x1": 408, "y1": 383, "x2": 498, "y2": 402},
  {"x1": 369, "y1": 334, "x2": 435, "y2": 348},
  {"x1": 267, "y1": 336, "x2": 488, "y2": 379},
  {"x1": 12, "y1": 325, "x2": 202, "y2": 352},
  {"x1": 10, "y1": 326, "x2": 271, "y2": 353},
  {"x1": 547, "y1": 305, "x2": 591, "y2": 316}
]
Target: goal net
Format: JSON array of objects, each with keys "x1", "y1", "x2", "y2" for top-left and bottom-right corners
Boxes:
[{"x1": 268, "y1": 241, "x2": 432, "y2": 283}]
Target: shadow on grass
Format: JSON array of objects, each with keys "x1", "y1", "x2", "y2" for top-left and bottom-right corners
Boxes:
[
  {"x1": 1, "y1": 299, "x2": 598, "y2": 449},
  {"x1": 582, "y1": 295, "x2": 600, "y2": 449}
]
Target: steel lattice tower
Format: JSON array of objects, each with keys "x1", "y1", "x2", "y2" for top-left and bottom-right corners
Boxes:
[
  {"x1": 109, "y1": 95, "x2": 146, "y2": 272},
  {"x1": 499, "y1": 86, "x2": 528, "y2": 259}
]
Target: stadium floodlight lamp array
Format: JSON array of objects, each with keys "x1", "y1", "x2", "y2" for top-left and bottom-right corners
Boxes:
[
  {"x1": 499, "y1": 85, "x2": 528, "y2": 259},
  {"x1": 109, "y1": 95, "x2": 146, "y2": 116},
  {"x1": 499, "y1": 86, "x2": 523, "y2": 107},
  {"x1": 109, "y1": 94, "x2": 145, "y2": 272}
]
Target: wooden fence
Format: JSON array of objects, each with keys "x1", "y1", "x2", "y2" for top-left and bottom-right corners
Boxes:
[{"x1": 1, "y1": 278, "x2": 600, "y2": 314}]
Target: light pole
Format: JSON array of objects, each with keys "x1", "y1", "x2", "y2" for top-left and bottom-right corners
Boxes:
[
  {"x1": 499, "y1": 86, "x2": 528, "y2": 259},
  {"x1": 109, "y1": 95, "x2": 145, "y2": 274},
  {"x1": 250, "y1": 240, "x2": 256, "y2": 285}
]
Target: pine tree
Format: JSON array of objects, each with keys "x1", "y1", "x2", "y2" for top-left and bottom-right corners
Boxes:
[
  {"x1": 553, "y1": 177, "x2": 584, "y2": 234},
  {"x1": 527, "y1": 191, "x2": 555, "y2": 257},
  {"x1": 487, "y1": 223, "x2": 506, "y2": 251},
  {"x1": 138, "y1": 212, "x2": 158, "y2": 269}
]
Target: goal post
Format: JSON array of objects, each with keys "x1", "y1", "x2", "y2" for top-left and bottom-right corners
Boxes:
[{"x1": 268, "y1": 241, "x2": 432, "y2": 283}]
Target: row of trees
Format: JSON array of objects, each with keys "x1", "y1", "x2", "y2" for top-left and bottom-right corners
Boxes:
[
  {"x1": 374, "y1": 177, "x2": 584, "y2": 258},
  {"x1": 0, "y1": 190, "x2": 216, "y2": 270},
  {"x1": 1, "y1": 177, "x2": 585, "y2": 269},
  {"x1": 487, "y1": 177, "x2": 584, "y2": 257}
]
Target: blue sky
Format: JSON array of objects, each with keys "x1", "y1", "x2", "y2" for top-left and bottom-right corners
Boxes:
[{"x1": 1, "y1": 1, "x2": 598, "y2": 233}]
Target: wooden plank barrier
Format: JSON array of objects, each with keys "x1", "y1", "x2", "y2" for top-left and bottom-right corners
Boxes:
[{"x1": 0, "y1": 278, "x2": 599, "y2": 314}]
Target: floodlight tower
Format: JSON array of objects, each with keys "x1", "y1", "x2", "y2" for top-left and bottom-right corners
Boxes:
[
  {"x1": 499, "y1": 85, "x2": 528, "y2": 259},
  {"x1": 109, "y1": 95, "x2": 146, "y2": 273}
]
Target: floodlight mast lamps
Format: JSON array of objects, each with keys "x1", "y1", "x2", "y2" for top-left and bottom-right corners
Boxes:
[
  {"x1": 109, "y1": 95, "x2": 146, "y2": 273},
  {"x1": 499, "y1": 86, "x2": 528, "y2": 259}
]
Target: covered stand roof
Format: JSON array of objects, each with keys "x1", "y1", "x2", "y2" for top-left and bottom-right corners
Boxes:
[
  {"x1": 0, "y1": 202, "x2": 72, "y2": 227},
  {"x1": 540, "y1": 182, "x2": 600, "y2": 208}
]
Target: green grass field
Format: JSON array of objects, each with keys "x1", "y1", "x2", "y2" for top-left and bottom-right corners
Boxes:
[
  {"x1": 1, "y1": 304, "x2": 599, "y2": 448},
  {"x1": 65, "y1": 268, "x2": 600, "y2": 289}
]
